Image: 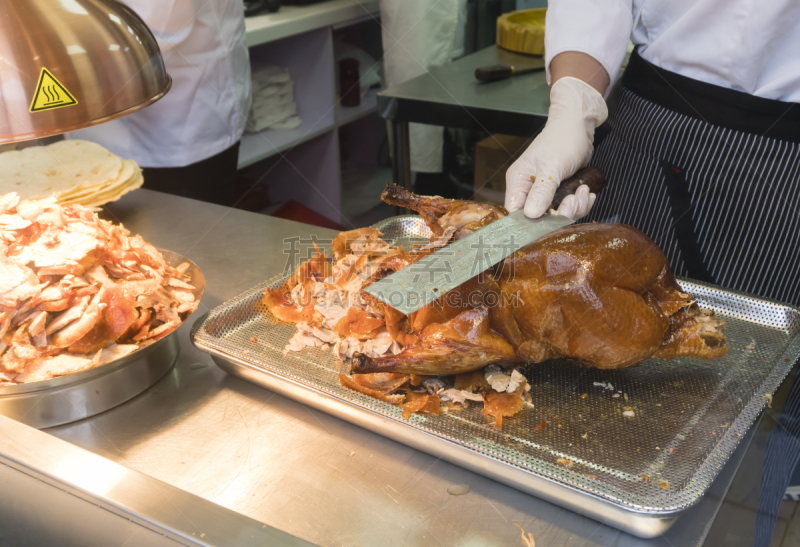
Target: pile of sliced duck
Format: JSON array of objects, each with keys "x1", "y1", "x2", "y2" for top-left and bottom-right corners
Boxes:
[{"x1": 0, "y1": 193, "x2": 197, "y2": 385}]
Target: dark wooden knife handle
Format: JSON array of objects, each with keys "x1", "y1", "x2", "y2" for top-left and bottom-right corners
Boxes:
[
  {"x1": 475, "y1": 65, "x2": 515, "y2": 82},
  {"x1": 550, "y1": 166, "x2": 606, "y2": 210}
]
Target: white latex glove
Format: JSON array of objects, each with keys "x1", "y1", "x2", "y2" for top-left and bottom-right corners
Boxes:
[{"x1": 505, "y1": 76, "x2": 608, "y2": 219}]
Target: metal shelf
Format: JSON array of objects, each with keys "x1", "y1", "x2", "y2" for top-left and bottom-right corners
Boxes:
[
  {"x1": 238, "y1": 119, "x2": 334, "y2": 169},
  {"x1": 334, "y1": 87, "x2": 379, "y2": 127},
  {"x1": 245, "y1": 0, "x2": 379, "y2": 47},
  {"x1": 240, "y1": 87, "x2": 379, "y2": 169}
]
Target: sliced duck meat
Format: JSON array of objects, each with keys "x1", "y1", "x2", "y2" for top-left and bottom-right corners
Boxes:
[
  {"x1": 68, "y1": 283, "x2": 138, "y2": 354},
  {"x1": 21, "y1": 354, "x2": 95, "y2": 384},
  {"x1": 51, "y1": 301, "x2": 105, "y2": 347},
  {"x1": 0, "y1": 192, "x2": 199, "y2": 384},
  {"x1": 45, "y1": 296, "x2": 90, "y2": 335}
]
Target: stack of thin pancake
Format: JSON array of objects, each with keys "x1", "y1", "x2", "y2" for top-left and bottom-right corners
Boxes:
[{"x1": 0, "y1": 140, "x2": 142, "y2": 210}]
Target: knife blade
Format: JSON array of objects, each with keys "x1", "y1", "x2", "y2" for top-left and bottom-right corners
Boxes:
[{"x1": 364, "y1": 167, "x2": 605, "y2": 315}]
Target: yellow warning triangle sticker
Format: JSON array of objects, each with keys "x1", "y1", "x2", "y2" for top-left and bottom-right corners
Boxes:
[{"x1": 29, "y1": 67, "x2": 78, "y2": 113}]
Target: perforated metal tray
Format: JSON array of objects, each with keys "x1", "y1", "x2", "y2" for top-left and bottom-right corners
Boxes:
[{"x1": 190, "y1": 216, "x2": 800, "y2": 538}]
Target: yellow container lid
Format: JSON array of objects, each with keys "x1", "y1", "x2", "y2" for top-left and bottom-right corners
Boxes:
[{"x1": 497, "y1": 8, "x2": 546, "y2": 56}]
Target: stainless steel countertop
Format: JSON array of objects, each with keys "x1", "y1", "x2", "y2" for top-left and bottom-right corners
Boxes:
[
  {"x1": 378, "y1": 45, "x2": 549, "y2": 135},
  {"x1": 42, "y1": 190, "x2": 768, "y2": 547}
]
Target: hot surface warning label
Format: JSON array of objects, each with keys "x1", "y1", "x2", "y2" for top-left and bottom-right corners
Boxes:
[{"x1": 30, "y1": 67, "x2": 78, "y2": 112}]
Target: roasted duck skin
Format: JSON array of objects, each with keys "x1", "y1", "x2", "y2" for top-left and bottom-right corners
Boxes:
[
  {"x1": 351, "y1": 186, "x2": 727, "y2": 374},
  {"x1": 494, "y1": 223, "x2": 727, "y2": 368}
]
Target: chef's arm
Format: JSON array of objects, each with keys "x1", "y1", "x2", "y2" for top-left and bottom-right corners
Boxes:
[
  {"x1": 504, "y1": 1, "x2": 632, "y2": 218},
  {"x1": 550, "y1": 51, "x2": 610, "y2": 96},
  {"x1": 543, "y1": 0, "x2": 633, "y2": 92}
]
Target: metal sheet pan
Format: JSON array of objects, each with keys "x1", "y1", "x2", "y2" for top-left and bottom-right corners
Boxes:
[
  {"x1": 0, "y1": 249, "x2": 204, "y2": 429},
  {"x1": 190, "y1": 216, "x2": 800, "y2": 538}
]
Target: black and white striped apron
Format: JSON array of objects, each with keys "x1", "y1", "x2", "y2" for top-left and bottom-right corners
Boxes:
[
  {"x1": 585, "y1": 50, "x2": 800, "y2": 547},
  {"x1": 587, "y1": 50, "x2": 800, "y2": 306}
]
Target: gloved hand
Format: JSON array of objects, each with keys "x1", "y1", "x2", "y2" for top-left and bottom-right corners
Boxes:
[{"x1": 505, "y1": 76, "x2": 608, "y2": 219}]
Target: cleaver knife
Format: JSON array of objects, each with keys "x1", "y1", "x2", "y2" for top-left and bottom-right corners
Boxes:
[{"x1": 364, "y1": 167, "x2": 606, "y2": 315}]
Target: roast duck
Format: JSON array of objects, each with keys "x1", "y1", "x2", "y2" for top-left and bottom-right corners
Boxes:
[{"x1": 263, "y1": 175, "x2": 727, "y2": 428}]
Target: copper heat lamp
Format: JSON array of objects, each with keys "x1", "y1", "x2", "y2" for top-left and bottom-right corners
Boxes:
[{"x1": 0, "y1": 0, "x2": 171, "y2": 145}]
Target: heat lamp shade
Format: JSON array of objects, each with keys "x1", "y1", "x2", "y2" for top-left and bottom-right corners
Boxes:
[{"x1": 0, "y1": 0, "x2": 171, "y2": 145}]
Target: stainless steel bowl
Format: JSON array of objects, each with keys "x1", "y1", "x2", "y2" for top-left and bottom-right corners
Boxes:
[{"x1": 0, "y1": 249, "x2": 204, "y2": 429}]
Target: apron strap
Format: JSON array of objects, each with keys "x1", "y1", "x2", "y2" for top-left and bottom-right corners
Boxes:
[
  {"x1": 622, "y1": 49, "x2": 800, "y2": 144},
  {"x1": 659, "y1": 160, "x2": 716, "y2": 283}
]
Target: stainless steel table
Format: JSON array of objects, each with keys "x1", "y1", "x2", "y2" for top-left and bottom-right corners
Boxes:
[
  {"x1": 3, "y1": 190, "x2": 791, "y2": 546},
  {"x1": 377, "y1": 45, "x2": 548, "y2": 196}
]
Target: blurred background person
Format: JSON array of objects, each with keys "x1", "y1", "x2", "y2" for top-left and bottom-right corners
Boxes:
[
  {"x1": 380, "y1": 0, "x2": 467, "y2": 198},
  {"x1": 69, "y1": 0, "x2": 251, "y2": 206}
]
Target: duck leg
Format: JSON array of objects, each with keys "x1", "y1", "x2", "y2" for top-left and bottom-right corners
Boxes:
[
  {"x1": 351, "y1": 307, "x2": 522, "y2": 376},
  {"x1": 381, "y1": 184, "x2": 506, "y2": 238}
]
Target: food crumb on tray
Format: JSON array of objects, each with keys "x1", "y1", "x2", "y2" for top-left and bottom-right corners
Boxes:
[
  {"x1": 515, "y1": 523, "x2": 536, "y2": 547},
  {"x1": 556, "y1": 458, "x2": 573, "y2": 468}
]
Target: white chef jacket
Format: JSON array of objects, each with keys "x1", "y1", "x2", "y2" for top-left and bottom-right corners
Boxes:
[
  {"x1": 68, "y1": 0, "x2": 251, "y2": 168},
  {"x1": 544, "y1": 0, "x2": 800, "y2": 102}
]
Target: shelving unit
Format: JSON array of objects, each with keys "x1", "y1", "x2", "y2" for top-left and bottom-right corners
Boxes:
[
  {"x1": 245, "y1": 0, "x2": 379, "y2": 47},
  {"x1": 238, "y1": 1, "x2": 385, "y2": 226},
  {"x1": 334, "y1": 87, "x2": 379, "y2": 127},
  {"x1": 240, "y1": 86, "x2": 380, "y2": 169},
  {"x1": 239, "y1": 120, "x2": 334, "y2": 169}
]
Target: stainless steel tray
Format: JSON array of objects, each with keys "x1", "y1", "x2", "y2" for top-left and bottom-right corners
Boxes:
[
  {"x1": 0, "y1": 249, "x2": 205, "y2": 429},
  {"x1": 190, "y1": 216, "x2": 800, "y2": 538}
]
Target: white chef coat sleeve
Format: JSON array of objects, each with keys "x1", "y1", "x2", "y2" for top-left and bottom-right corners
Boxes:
[{"x1": 544, "y1": 0, "x2": 634, "y2": 87}]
